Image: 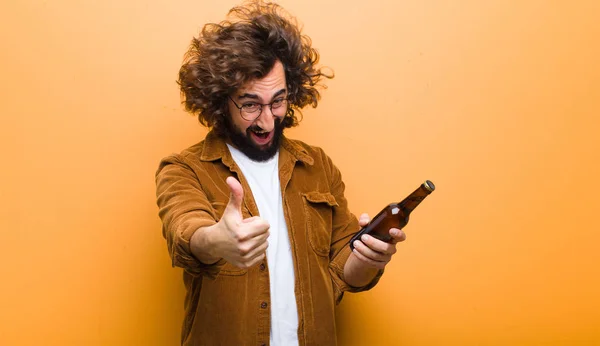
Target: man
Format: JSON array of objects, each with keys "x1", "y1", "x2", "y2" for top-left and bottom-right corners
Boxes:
[{"x1": 155, "y1": 2, "x2": 406, "y2": 345}]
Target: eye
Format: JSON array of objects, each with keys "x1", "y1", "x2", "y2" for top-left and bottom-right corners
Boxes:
[
  {"x1": 241, "y1": 102, "x2": 260, "y2": 112},
  {"x1": 271, "y1": 98, "x2": 285, "y2": 108}
]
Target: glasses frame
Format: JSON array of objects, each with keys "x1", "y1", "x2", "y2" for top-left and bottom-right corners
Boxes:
[{"x1": 229, "y1": 96, "x2": 289, "y2": 121}]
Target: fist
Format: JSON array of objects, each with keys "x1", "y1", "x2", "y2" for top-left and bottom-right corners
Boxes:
[
  {"x1": 351, "y1": 213, "x2": 406, "y2": 269},
  {"x1": 213, "y1": 177, "x2": 270, "y2": 269}
]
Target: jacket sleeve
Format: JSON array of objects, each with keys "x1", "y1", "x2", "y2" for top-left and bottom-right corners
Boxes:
[
  {"x1": 321, "y1": 150, "x2": 384, "y2": 304},
  {"x1": 155, "y1": 154, "x2": 225, "y2": 278}
]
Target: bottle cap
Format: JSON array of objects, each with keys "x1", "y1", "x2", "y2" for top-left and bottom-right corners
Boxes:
[{"x1": 423, "y1": 180, "x2": 435, "y2": 192}]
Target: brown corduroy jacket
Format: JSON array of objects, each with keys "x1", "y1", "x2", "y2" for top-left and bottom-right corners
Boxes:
[{"x1": 155, "y1": 131, "x2": 382, "y2": 345}]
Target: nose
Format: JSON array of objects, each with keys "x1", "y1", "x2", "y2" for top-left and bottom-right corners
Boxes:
[{"x1": 254, "y1": 105, "x2": 277, "y2": 131}]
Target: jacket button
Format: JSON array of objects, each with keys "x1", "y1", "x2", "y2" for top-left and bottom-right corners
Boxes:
[
  {"x1": 259, "y1": 263, "x2": 266, "y2": 271},
  {"x1": 260, "y1": 301, "x2": 268, "y2": 309}
]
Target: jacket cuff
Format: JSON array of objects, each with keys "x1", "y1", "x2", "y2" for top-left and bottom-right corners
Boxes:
[
  {"x1": 329, "y1": 245, "x2": 384, "y2": 304},
  {"x1": 170, "y1": 217, "x2": 224, "y2": 279}
]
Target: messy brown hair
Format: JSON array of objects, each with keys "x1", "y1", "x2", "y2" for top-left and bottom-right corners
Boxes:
[{"x1": 177, "y1": 1, "x2": 333, "y2": 134}]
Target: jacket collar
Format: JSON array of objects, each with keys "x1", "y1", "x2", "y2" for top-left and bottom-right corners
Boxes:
[{"x1": 199, "y1": 130, "x2": 314, "y2": 166}]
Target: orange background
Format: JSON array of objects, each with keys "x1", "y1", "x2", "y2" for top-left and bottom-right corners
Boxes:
[{"x1": 1, "y1": 1, "x2": 599, "y2": 345}]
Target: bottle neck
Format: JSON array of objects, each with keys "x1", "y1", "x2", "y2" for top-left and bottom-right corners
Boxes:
[{"x1": 399, "y1": 183, "x2": 433, "y2": 213}]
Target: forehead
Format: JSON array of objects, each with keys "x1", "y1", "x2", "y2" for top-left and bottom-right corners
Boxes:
[{"x1": 236, "y1": 61, "x2": 287, "y2": 98}]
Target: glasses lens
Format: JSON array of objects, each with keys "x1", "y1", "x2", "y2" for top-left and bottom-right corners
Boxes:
[
  {"x1": 242, "y1": 104, "x2": 260, "y2": 113},
  {"x1": 241, "y1": 104, "x2": 261, "y2": 120},
  {"x1": 241, "y1": 111, "x2": 258, "y2": 121},
  {"x1": 239, "y1": 100, "x2": 288, "y2": 120},
  {"x1": 271, "y1": 100, "x2": 288, "y2": 116}
]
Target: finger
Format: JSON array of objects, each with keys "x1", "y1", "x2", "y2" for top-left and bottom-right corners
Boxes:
[
  {"x1": 243, "y1": 252, "x2": 266, "y2": 269},
  {"x1": 242, "y1": 239, "x2": 269, "y2": 262},
  {"x1": 236, "y1": 225, "x2": 270, "y2": 247},
  {"x1": 232, "y1": 217, "x2": 271, "y2": 243},
  {"x1": 230, "y1": 253, "x2": 264, "y2": 270},
  {"x1": 225, "y1": 176, "x2": 244, "y2": 219},
  {"x1": 238, "y1": 219, "x2": 270, "y2": 240},
  {"x1": 359, "y1": 234, "x2": 397, "y2": 255},
  {"x1": 353, "y1": 239, "x2": 393, "y2": 262},
  {"x1": 242, "y1": 216, "x2": 261, "y2": 223},
  {"x1": 358, "y1": 213, "x2": 370, "y2": 227},
  {"x1": 389, "y1": 228, "x2": 407, "y2": 244},
  {"x1": 351, "y1": 244, "x2": 387, "y2": 269},
  {"x1": 232, "y1": 232, "x2": 268, "y2": 258}
]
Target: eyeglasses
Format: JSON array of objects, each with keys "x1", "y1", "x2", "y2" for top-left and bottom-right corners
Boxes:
[{"x1": 229, "y1": 96, "x2": 289, "y2": 121}]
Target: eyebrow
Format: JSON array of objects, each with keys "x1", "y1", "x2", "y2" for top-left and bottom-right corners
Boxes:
[{"x1": 236, "y1": 88, "x2": 287, "y2": 101}]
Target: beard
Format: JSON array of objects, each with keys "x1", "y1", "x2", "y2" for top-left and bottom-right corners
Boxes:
[{"x1": 223, "y1": 116, "x2": 285, "y2": 162}]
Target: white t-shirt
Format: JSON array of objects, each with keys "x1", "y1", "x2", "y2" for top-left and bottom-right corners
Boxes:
[{"x1": 227, "y1": 145, "x2": 299, "y2": 346}]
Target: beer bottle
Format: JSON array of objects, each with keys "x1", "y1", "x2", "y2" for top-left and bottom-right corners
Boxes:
[{"x1": 349, "y1": 180, "x2": 435, "y2": 250}]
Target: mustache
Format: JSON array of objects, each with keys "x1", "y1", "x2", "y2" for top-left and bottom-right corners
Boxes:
[
  {"x1": 247, "y1": 118, "x2": 282, "y2": 133},
  {"x1": 247, "y1": 125, "x2": 265, "y2": 132}
]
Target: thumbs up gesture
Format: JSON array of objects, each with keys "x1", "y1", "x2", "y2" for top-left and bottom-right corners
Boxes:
[{"x1": 192, "y1": 177, "x2": 270, "y2": 269}]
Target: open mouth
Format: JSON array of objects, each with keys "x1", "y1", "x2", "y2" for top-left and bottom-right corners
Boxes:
[
  {"x1": 249, "y1": 129, "x2": 274, "y2": 146},
  {"x1": 253, "y1": 131, "x2": 269, "y2": 139}
]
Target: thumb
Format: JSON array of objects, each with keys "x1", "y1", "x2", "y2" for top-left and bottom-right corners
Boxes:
[
  {"x1": 224, "y1": 176, "x2": 244, "y2": 218},
  {"x1": 358, "y1": 213, "x2": 370, "y2": 227}
]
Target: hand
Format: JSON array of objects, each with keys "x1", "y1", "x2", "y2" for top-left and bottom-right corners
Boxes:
[
  {"x1": 192, "y1": 176, "x2": 270, "y2": 269},
  {"x1": 351, "y1": 213, "x2": 406, "y2": 269}
]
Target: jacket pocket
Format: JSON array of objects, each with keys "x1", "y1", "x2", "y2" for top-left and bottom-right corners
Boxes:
[
  {"x1": 302, "y1": 191, "x2": 338, "y2": 257},
  {"x1": 219, "y1": 262, "x2": 248, "y2": 276}
]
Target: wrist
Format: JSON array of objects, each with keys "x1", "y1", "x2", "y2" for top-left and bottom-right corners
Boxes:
[
  {"x1": 344, "y1": 252, "x2": 380, "y2": 287},
  {"x1": 190, "y1": 225, "x2": 221, "y2": 265}
]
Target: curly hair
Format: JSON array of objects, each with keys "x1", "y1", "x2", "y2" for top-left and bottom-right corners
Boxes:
[{"x1": 177, "y1": 1, "x2": 333, "y2": 134}]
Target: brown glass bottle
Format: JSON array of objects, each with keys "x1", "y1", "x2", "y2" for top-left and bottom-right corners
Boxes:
[{"x1": 349, "y1": 180, "x2": 435, "y2": 250}]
